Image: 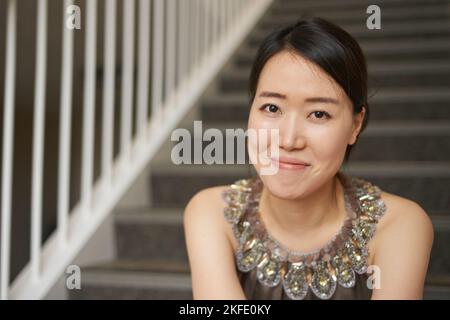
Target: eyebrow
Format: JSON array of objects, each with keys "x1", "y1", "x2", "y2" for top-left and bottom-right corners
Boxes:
[{"x1": 258, "y1": 91, "x2": 339, "y2": 105}]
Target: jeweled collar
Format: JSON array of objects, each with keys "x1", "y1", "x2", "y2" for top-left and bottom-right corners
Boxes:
[{"x1": 221, "y1": 171, "x2": 386, "y2": 300}]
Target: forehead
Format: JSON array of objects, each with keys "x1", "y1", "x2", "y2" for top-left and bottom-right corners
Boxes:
[{"x1": 257, "y1": 50, "x2": 346, "y2": 102}]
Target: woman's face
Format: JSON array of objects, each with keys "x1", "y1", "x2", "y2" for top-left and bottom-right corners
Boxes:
[{"x1": 247, "y1": 50, "x2": 365, "y2": 199}]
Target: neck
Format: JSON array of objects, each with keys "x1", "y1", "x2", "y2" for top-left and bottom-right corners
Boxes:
[{"x1": 259, "y1": 174, "x2": 345, "y2": 237}]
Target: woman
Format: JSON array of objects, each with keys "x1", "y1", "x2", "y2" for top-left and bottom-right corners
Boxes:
[{"x1": 183, "y1": 17, "x2": 433, "y2": 300}]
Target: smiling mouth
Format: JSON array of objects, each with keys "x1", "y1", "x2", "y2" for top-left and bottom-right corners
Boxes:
[{"x1": 271, "y1": 158, "x2": 311, "y2": 170}]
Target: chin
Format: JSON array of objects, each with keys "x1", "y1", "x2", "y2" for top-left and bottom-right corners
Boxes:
[{"x1": 259, "y1": 173, "x2": 310, "y2": 200}]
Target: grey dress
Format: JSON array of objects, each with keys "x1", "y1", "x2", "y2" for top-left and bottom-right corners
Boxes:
[
  {"x1": 237, "y1": 268, "x2": 372, "y2": 300},
  {"x1": 221, "y1": 171, "x2": 386, "y2": 300}
]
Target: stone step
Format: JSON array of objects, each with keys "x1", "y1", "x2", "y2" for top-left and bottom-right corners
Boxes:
[
  {"x1": 169, "y1": 121, "x2": 450, "y2": 162},
  {"x1": 69, "y1": 260, "x2": 191, "y2": 299},
  {"x1": 68, "y1": 257, "x2": 450, "y2": 299},
  {"x1": 352, "y1": 123, "x2": 450, "y2": 161},
  {"x1": 269, "y1": 0, "x2": 450, "y2": 15},
  {"x1": 236, "y1": 39, "x2": 450, "y2": 67},
  {"x1": 219, "y1": 61, "x2": 450, "y2": 92},
  {"x1": 150, "y1": 162, "x2": 450, "y2": 212},
  {"x1": 424, "y1": 284, "x2": 450, "y2": 300},
  {"x1": 115, "y1": 209, "x2": 187, "y2": 263},
  {"x1": 247, "y1": 20, "x2": 450, "y2": 47},
  {"x1": 112, "y1": 208, "x2": 450, "y2": 289},
  {"x1": 201, "y1": 88, "x2": 450, "y2": 122},
  {"x1": 69, "y1": 262, "x2": 450, "y2": 300},
  {"x1": 429, "y1": 216, "x2": 450, "y2": 278},
  {"x1": 263, "y1": 3, "x2": 450, "y2": 26}
]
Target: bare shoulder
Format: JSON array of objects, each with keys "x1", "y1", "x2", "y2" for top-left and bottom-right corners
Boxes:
[
  {"x1": 371, "y1": 190, "x2": 434, "y2": 256},
  {"x1": 184, "y1": 185, "x2": 228, "y2": 224},
  {"x1": 369, "y1": 190, "x2": 435, "y2": 298},
  {"x1": 377, "y1": 191, "x2": 433, "y2": 233},
  {"x1": 184, "y1": 185, "x2": 229, "y2": 212},
  {"x1": 183, "y1": 185, "x2": 237, "y2": 249},
  {"x1": 183, "y1": 185, "x2": 246, "y2": 299}
]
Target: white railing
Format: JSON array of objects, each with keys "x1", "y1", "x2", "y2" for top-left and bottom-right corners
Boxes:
[{"x1": 1, "y1": 0, "x2": 273, "y2": 299}]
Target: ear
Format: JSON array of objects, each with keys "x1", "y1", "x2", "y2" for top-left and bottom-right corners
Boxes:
[{"x1": 349, "y1": 106, "x2": 366, "y2": 146}]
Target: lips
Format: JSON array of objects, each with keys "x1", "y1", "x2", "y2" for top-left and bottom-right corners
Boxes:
[{"x1": 271, "y1": 157, "x2": 310, "y2": 170}]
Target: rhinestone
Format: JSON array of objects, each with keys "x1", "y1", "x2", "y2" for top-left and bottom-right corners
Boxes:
[
  {"x1": 232, "y1": 178, "x2": 253, "y2": 191},
  {"x1": 352, "y1": 219, "x2": 376, "y2": 245},
  {"x1": 222, "y1": 189, "x2": 250, "y2": 205},
  {"x1": 257, "y1": 255, "x2": 282, "y2": 287},
  {"x1": 359, "y1": 220, "x2": 375, "y2": 239},
  {"x1": 283, "y1": 263, "x2": 309, "y2": 300},
  {"x1": 232, "y1": 221, "x2": 252, "y2": 245},
  {"x1": 331, "y1": 254, "x2": 356, "y2": 288},
  {"x1": 224, "y1": 206, "x2": 245, "y2": 223},
  {"x1": 236, "y1": 240, "x2": 265, "y2": 272},
  {"x1": 359, "y1": 194, "x2": 376, "y2": 201},
  {"x1": 345, "y1": 241, "x2": 368, "y2": 274},
  {"x1": 310, "y1": 261, "x2": 336, "y2": 300}
]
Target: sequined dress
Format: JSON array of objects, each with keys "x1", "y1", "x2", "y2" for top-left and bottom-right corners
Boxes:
[{"x1": 221, "y1": 171, "x2": 386, "y2": 300}]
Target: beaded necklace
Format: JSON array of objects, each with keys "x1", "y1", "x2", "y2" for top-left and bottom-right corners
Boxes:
[{"x1": 221, "y1": 172, "x2": 386, "y2": 300}]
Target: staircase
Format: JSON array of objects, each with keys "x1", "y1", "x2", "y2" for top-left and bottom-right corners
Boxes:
[{"x1": 69, "y1": 0, "x2": 450, "y2": 299}]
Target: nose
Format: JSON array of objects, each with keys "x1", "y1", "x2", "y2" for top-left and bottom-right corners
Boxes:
[{"x1": 279, "y1": 117, "x2": 306, "y2": 151}]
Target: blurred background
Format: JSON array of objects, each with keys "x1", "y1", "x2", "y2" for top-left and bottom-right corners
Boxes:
[{"x1": 0, "y1": 0, "x2": 449, "y2": 299}]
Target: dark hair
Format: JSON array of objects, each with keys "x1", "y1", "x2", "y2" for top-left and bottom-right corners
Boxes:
[{"x1": 248, "y1": 17, "x2": 370, "y2": 163}]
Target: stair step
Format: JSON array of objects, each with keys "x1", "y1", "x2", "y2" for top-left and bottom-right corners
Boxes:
[
  {"x1": 429, "y1": 216, "x2": 450, "y2": 277},
  {"x1": 220, "y1": 61, "x2": 450, "y2": 92},
  {"x1": 69, "y1": 260, "x2": 191, "y2": 299},
  {"x1": 69, "y1": 259, "x2": 450, "y2": 299},
  {"x1": 113, "y1": 208, "x2": 450, "y2": 287},
  {"x1": 424, "y1": 285, "x2": 450, "y2": 300},
  {"x1": 201, "y1": 88, "x2": 450, "y2": 122},
  {"x1": 423, "y1": 273, "x2": 450, "y2": 299},
  {"x1": 263, "y1": 3, "x2": 450, "y2": 26},
  {"x1": 352, "y1": 124, "x2": 450, "y2": 161},
  {"x1": 151, "y1": 164, "x2": 250, "y2": 208},
  {"x1": 262, "y1": 11, "x2": 450, "y2": 32},
  {"x1": 150, "y1": 162, "x2": 450, "y2": 212},
  {"x1": 68, "y1": 260, "x2": 450, "y2": 299},
  {"x1": 248, "y1": 20, "x2": 450, "y2": 47},
  {"x1": 270, "y1": 0, "x2": 450, "y2": 12},
  {"x1": 242, "y1": 37, "x2": 450, "y2": 55},
  {"x1": 228, "y1": 60, "x2": 450, "y2": 76},
  {"x1": 236, "y1": 39, "x2": 450, "y2": 67},
  {"x1": 80, "y1": 259, "x2": 190, "y2": 274},
  {"x1": 115, "y1": 209, "x2": 187, "y2": 262}
]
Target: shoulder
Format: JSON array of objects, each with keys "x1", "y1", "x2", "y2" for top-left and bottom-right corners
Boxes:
[
  {"x1": 183, "y1": 185, "x2": 229, "y2": 225},
  {"x1": 183, "y1": 185, "x2": 247, "y2": 299},
  {"x1": 375, "y1": 190, "x2": 434, "y2": 245},
  {"x1": 369, "y1": 190, "x2": 434, "y2": 299},
  {"x1": 183, "y1": 185, "x2": 235, "y2": 244}
]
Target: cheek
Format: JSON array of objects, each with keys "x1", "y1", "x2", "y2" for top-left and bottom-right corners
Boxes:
[
  {"x1": 248, "y1": 109, "x2": 279, "y2": 148},
  {"x1": 247, "y1": 109, "x2": 280, "y2": 168},
  {"x1": 307, "y1": 124, "x2": 352, "y2": 160},
  {"x1": 248, "y1": 108, "x2": 277, "y2": 130}
]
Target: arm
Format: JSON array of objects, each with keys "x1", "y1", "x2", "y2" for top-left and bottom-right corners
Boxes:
[
  {"x1": 370, "y1": 201, "x2": 434, "y2": 300},
  {"x1": 183, "y1": 188, "x2": 247, "y2": 300}
]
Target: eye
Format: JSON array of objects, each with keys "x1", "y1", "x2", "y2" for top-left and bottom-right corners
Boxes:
[
  {"x1": 310, "y1": 110, "x2": 331, "y2": 120},
  {"x1": 260, "y1": 104, "x2": 281, "y2": 114}
]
